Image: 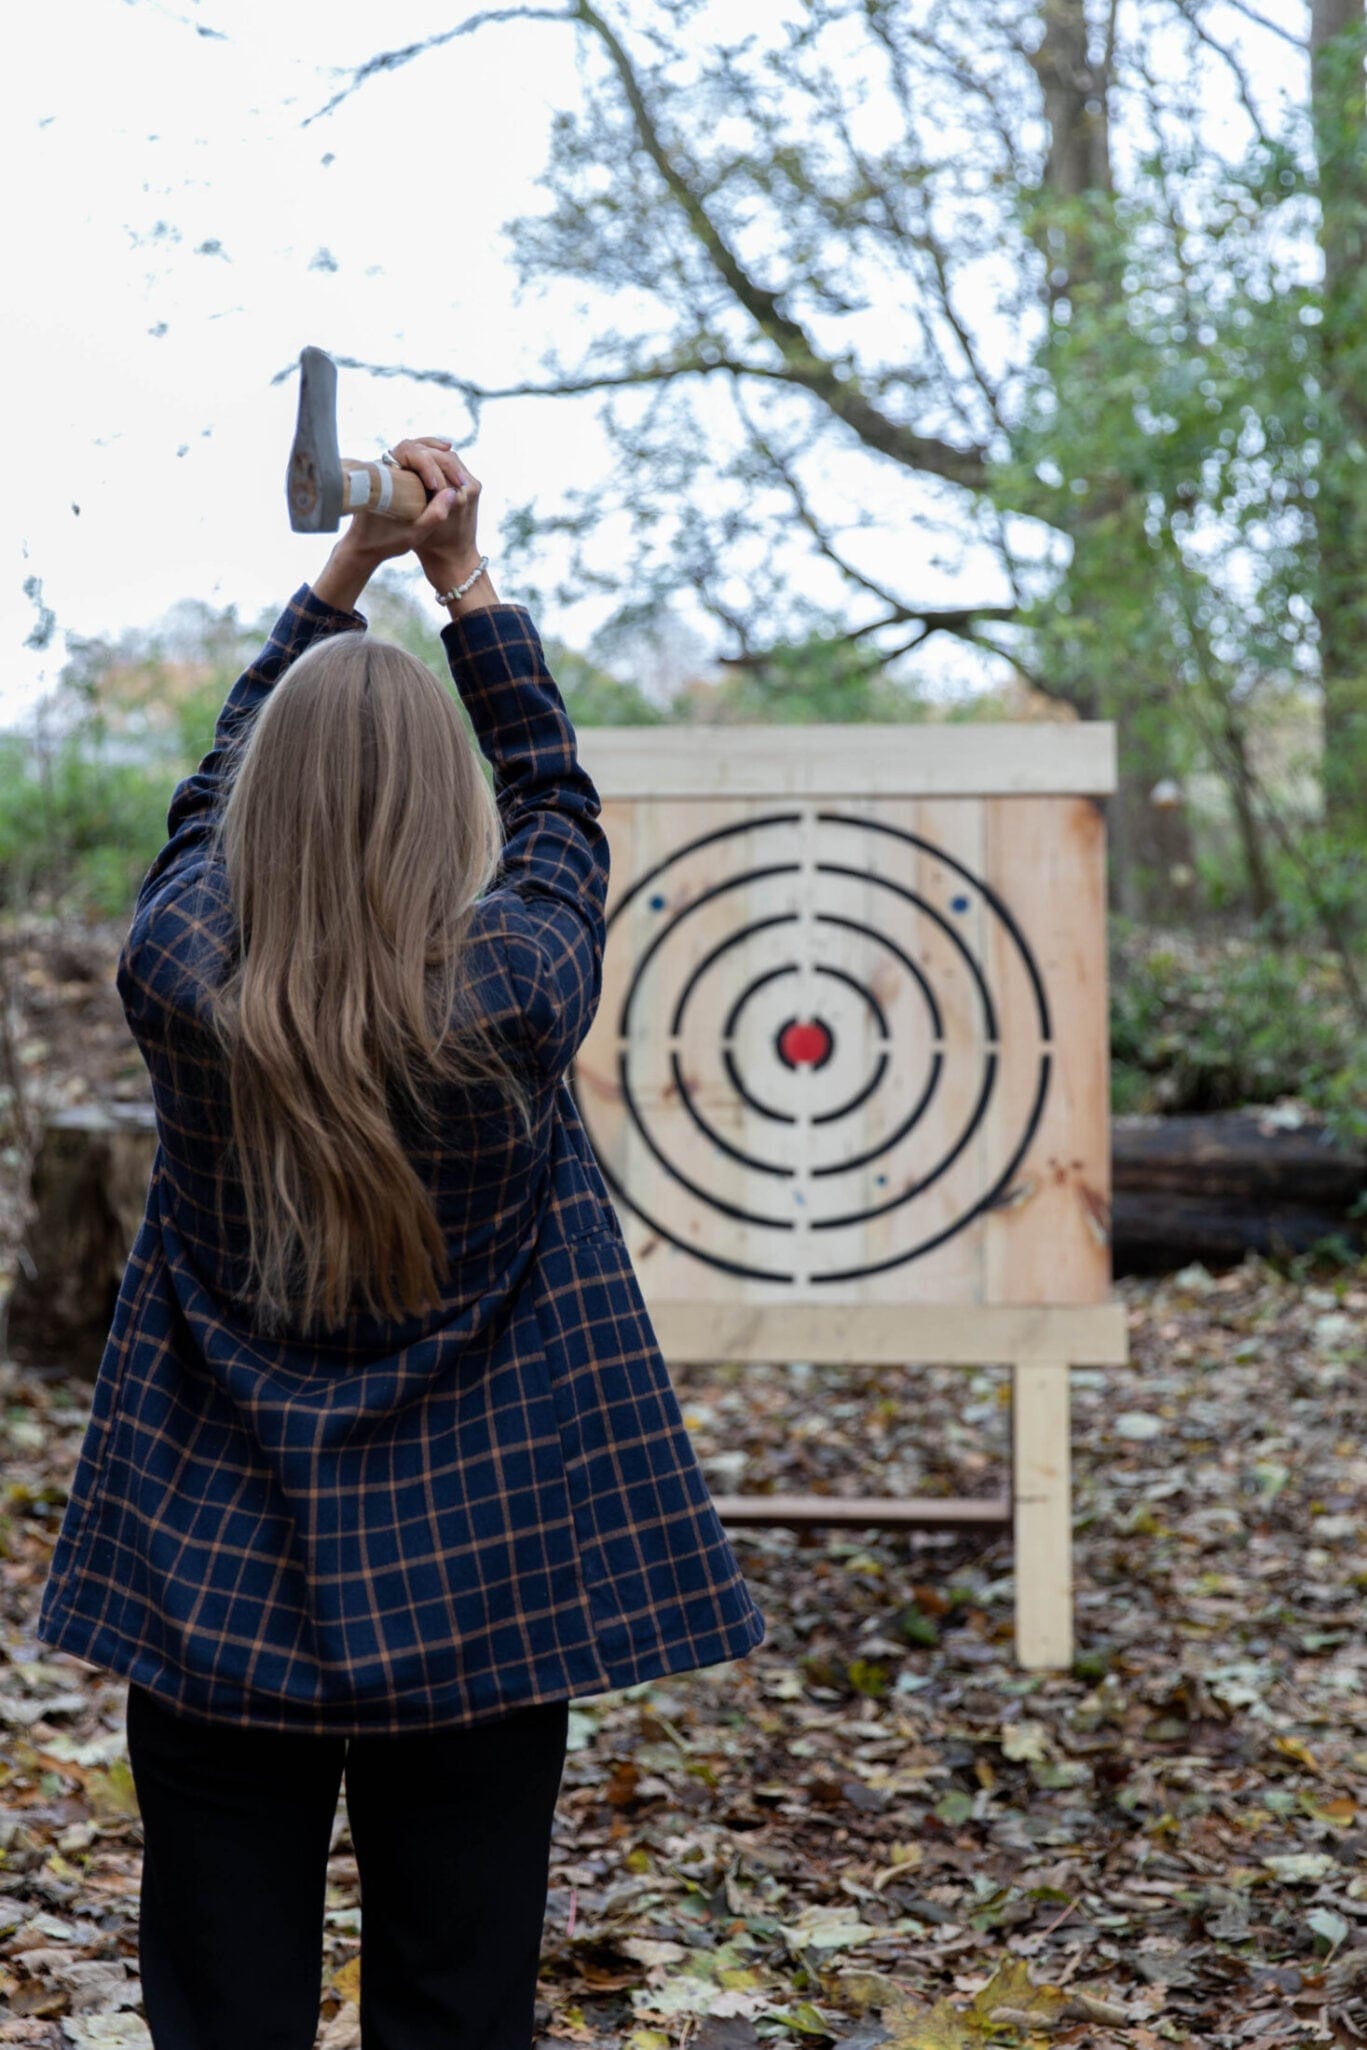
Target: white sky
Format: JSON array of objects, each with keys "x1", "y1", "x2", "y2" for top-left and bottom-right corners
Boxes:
[
  {"x1": 3, "y1": 0, "x2": 618, "y2": 721},
  {"x1": 3, "y1": 0, "x2": 1303, "y2": 724}
]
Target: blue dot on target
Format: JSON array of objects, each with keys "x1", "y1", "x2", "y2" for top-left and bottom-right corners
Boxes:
[
  {"x1": 951, "y1": 893, "x2": 972, "y2": 914},
  {"x1": 649, "y1": 892, "x2": 668, "y2": 912}
]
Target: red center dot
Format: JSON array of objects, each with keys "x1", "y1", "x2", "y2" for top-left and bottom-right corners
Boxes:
[{"x1": 779, "y1": 1019, "x2": 833, "y2": 1068}]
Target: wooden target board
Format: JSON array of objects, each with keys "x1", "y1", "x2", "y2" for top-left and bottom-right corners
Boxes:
[{"x1": 572, "y1": 723, "x2": 1128, "y2": 1668}]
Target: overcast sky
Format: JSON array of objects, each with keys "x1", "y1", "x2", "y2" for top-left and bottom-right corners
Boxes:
[
  {"x1": 5, "y1": 0, "x2": 1302, "y2": 724},
  {"x1": 4, "y1": 0, "x2": 626, "y2": 721}
]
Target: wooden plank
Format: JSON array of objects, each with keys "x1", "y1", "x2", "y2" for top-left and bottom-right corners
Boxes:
[
  {"x1": 870, "y1": 796, "x2": 986, "y2": 1305},
  {"x1": 713, "y1": 1493, "x2": 1010, "y2": 1530},
  {"x1": 577, "y1": 723, "x2": 1118, "y2": 800},
  {"x1": 1013, "y1": 1362, "x2": 1074, "y2": 1669},
  {"x1": 651, "y1": 1300, "x2": 1128, "y2": 1363},
  {"x1": 578, "y1": 796, "x2": 785, "y2": 1299},
  {"x1": 983, "y1": 796, "x2": 1112, "y2": 1305}
]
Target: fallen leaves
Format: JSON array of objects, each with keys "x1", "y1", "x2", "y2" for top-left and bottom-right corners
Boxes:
[
  {"x1": 823, "y1": 1959, "x2": 1129, "y2": 2049},
  {"x1": 1, "y1": 920, "x2": 1366, "y2": 2049},
  {"x1": 1260, "y1": 1852, "x2": 1337, "y2": 1885}
]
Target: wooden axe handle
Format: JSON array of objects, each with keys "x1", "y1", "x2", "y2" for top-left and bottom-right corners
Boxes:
[{"x1": 340, "y1": 459, "x2": 430, "y2": 523}]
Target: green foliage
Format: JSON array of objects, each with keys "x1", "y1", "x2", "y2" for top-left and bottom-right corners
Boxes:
[
  {"x1": 1110, "y1": 928, "x2": 1367, "y2": 1144},
  {"x1": 173, "y1": 678, "x2": 227, "y2": 770},
  {"x1": 685, "y1": 635, "x2": 924, "y2": 725},
  {"x1": 546, "y1": 641, "x2": 666, "y2": 727},
  {"x1": 0, "y1": 729, "x2": 170, "y2": 917},
  {"x1": 1001, "y1": 142, "x2": 1318, "y2": 755},
  {"x1": 996, "y1": 113, "x2": 1367, "y2": 950}
]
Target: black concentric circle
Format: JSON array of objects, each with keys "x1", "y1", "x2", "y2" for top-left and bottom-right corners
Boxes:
[{"x1": 573, "y1": 810, "x2": 1051, "y2": 1284}]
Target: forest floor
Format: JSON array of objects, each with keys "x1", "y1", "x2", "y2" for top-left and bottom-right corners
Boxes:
[{"x1": 0, "y1": 921, "x2": 1365, "y2": 2049}]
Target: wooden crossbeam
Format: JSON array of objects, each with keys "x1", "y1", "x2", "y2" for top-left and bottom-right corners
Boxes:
[
  {"x1": 712, "y1": 1493, "x2": 1010, "y2": 1530},
  {"x1": 654, "y1": 1303, "x2": 1129, "y2": 1366},
  {"x1": 579, "y1": 723, "x2": 1117, "y2": 798}
]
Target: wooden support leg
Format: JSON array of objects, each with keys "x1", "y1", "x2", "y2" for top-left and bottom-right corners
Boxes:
[{"x1": 1012, "y1": 1361, "x2": 1074, "y2": 1670}]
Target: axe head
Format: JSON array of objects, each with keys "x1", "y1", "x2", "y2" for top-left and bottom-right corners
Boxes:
[{"x1": 287, "y1": 346, "x2": 342, "y2": 533}]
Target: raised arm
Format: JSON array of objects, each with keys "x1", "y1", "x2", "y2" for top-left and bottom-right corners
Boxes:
[
  {"x1": 118, "y1": 463, "x2": 467, "y2": 1037},
  {"x1": 444, "y1": 604, "x2": 609, "y2": 1077},
  {"x1": 129, "y1": 478, "x2": 465, "y2": 920},
  {"x1": 393, "y1": 438, "x2": 610, "y2": 1078}
]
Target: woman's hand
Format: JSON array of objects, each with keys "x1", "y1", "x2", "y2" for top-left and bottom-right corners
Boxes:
[
  {"x1": 388, "y1": 439, "x2": 498, "y2": 616},
  {"x1": 312, "y1": 437, "x2": 497, "y2": 617},
  {"x1": 312, "y1": 461, "x2": 456, "y2": 610},
  {"x1": 344, "y1": 438, "x2": 457, "y2": 563}
]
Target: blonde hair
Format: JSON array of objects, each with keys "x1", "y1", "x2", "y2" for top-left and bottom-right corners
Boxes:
[{"x1": 209, "y1": 632, "x2": 520, "y2": 1336}]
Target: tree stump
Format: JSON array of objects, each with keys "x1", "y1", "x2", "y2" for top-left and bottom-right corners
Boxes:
[{"x1": 6, "y1": 1103, "x2": 157, "y2": 1378}]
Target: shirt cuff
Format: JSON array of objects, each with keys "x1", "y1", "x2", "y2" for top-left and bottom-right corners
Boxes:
[{"x1": 440, "y1": 602, "x2": 536, "y2": 662}]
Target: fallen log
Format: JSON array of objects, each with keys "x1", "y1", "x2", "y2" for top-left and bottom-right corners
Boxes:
[{"x1": 1112, "y1": 1111, "x2": 1367, "y2": 1274}]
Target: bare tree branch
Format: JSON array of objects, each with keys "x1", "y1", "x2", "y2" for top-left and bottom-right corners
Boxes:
[
  {"x1": 734, "y1": 396, "x2": 933, "y2": 616},
  {"x1": 306, "y1": 6, "x2": 574, "y2": 125},
  {"x1": 318, "y1": 0, "x2": 991, "y2": 488},
  {"x1": 127, "y1": 0, "x2": 229, "y2": 40},
  {"x1": 573, "y1": 1, "x2": 990, "y2": 487},
  {"x1": 1171, "y1": 0, "x2": 1275, "y2": 146},
  {"x1": 1214, "y1": 0, "x2": 1307, "y2": 49},
  {"x1": 876, "y1": 12, "x2": 1027, "y2": 174},
  {"x1": 286, "y1": 350, "x2": 934, "y2": 420},
  {"x1": 721, "y1": 602, "x2": 1022, "y2": 670},
  {"x1": 820, "y1": 97, "x2": 1009, "y2": 440},
  {"x1": 728, "y1": 387, "x2": 1020, "y2": 647}
]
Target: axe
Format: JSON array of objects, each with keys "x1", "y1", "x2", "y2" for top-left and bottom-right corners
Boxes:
[{"x1": 285, "y1": 345, "x2": 431, "y2": 533}]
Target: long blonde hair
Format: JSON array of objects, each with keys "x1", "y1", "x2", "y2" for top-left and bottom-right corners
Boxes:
[{"x1": 209, "y1": 632, "x2": 518, "y2": 1335}]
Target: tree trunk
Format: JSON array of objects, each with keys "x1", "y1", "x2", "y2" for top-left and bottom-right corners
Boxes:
[
  {"x1": 1106, "y1": 739, "x2": 1199, "y2": 925},
  {"x1": 1311, "y1": 0, "x2": 1367, "y2": 844},
  {"x1": 6, "y1": 1104, "x2": 157, "y2": 1379},
  {"x1": 1030, "y1": 0, "x2": 1113, "y2": 205},
  {"x1": 1217, "y1": 704, "x2": 1279, "y2": 926},
  {"x1": 1031, "y1": 0, "x2": 1198, "y2": 920}
]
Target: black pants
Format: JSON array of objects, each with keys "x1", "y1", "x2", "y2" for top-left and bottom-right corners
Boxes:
[{"x1": 124, "y1": 1681, "x2": 570, "y2": 2050}]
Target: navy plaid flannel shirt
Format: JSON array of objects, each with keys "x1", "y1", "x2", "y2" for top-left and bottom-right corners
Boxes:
[{"x1": 37, "y1": 586, "x2": 764, "y2": 1731}]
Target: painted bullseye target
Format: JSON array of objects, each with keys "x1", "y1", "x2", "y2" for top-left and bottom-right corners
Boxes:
[{"x1": 574, "y1": 809, "x2": 1053, "y2": 1285}]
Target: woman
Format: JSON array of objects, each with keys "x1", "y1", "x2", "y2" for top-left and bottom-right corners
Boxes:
[{"x1": 36, "y1": 437, "x2": 765, "y2": 2050}]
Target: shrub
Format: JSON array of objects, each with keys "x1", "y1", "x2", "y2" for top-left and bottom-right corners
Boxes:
[
  {"x1": 1110, "y1": 926, "x2": 1367, "y2": 1144},
  {"x1": 0, "y1": 734, "x2": 171, "y2": 918}
]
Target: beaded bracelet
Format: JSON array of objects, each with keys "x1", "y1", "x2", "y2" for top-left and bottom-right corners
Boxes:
[{"x1": 434, "y1": 556, "x2": 491, "y2": 607}]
